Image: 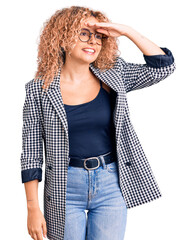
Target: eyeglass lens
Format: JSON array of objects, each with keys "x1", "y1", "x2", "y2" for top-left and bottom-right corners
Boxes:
[{"x1": 79, "y1": 29, "x2": 103, "y2": 44}]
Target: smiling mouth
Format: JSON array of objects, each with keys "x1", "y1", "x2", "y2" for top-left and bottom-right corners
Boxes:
[{"x1": 82, "y1": 48, "x2": 96, "y2": 54}]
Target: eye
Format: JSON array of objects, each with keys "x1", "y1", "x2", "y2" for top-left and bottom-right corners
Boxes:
[
  {"x1": 95, "y1": 33, "x2": 103, "y2": 39},
  {"x1": 80, "y1": 32, "x2": 88, "y2": 36}
]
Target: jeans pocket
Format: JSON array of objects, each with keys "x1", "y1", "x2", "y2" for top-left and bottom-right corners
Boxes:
[{"x1": 106, "y1": 161, "x2": 118, "y2": 173}]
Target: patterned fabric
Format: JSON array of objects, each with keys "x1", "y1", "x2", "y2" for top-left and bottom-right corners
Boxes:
[{"x1": 20, "y1": 47, "x2": 176, "y2": 240}]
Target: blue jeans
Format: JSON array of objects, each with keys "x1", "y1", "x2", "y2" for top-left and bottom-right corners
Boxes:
[{"x1": 64, "y1": 153, "x2": 127, "y2": 240}]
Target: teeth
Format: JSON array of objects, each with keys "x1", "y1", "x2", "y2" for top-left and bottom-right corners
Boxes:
[{"x1": 83, "y1": 49, "x2": 95, "y2": 53}]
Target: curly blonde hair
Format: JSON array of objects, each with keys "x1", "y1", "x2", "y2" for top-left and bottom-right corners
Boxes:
[{"x1": 34, "y1": 6, "x2": 121, "y2": 90}]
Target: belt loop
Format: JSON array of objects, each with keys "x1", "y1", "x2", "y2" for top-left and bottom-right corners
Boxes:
[{"x1": 99, "y1": 155, "x2": 107, "y2": 169}]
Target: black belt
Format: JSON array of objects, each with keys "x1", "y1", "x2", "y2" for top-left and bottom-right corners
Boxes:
[{"x1": 68, "y1": 151, "x2": 116, "y2": 170}]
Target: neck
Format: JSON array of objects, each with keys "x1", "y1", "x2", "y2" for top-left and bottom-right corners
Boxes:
[{"x1": 61, "y1": 56, "x2": 93, "y2": 84}]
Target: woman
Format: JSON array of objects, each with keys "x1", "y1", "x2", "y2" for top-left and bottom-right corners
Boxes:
[{"x1": 20, "y1": 6, "x2": 176, "y2": 240}]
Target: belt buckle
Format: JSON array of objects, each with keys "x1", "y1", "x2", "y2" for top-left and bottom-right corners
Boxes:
[{"x1": 84, "y1": 157, "x2": 100, "y2": 170}]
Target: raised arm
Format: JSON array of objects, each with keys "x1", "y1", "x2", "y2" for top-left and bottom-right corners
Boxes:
[
  {"x1": 119, "y1": 25, "x2": 176, "y2": 92},
  {"x1": 117, "y1": 47, "x2": 176, "y2": 92},
  {"x1": 85, "y1": 21, "x2": 176, "y2": 92}
]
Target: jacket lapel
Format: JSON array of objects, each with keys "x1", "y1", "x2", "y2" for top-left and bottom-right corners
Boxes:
[
  {"x1": 46, "y1": 63, "x2": 126, "y2": 147},
  {"x1": 89, "y1": 62, "x2": 125, "y2": 92},
  {"x1": 46, "y1": 68, "x2": 69, "y2": 133},
  {"x1": 89, "y1": 63, "x2": 126, "y2": 147}
]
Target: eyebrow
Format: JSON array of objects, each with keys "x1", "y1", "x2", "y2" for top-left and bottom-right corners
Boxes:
[{"x1": 81, "y1": 28, "x2": 99, "y2": 34}]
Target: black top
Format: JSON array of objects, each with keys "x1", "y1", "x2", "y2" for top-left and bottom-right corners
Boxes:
[{"x1": 64, "y1": 79, "x2": 116, "y2": 158}]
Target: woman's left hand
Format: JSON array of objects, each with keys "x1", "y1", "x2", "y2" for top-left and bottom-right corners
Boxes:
[{"x1": 84, "y1": 21, "x2": 128, "y2": 37}]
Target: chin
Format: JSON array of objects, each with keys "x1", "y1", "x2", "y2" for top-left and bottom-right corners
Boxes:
[{"x1": 82, "y1": 56, "x2": 97, "y2": 64}]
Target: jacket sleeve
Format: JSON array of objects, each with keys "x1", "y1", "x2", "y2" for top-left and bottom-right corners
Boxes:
[
  {"x1": 20, "y1": 82, "x2": 43, "y2": 183},
  {"x1": 119, "y1": 47, "x2": 176, "y2": 93}
]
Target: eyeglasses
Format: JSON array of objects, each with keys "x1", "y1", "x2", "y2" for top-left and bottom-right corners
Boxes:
[{"x1": 78, "y1": 28, "x2": 108, "y2": 45}]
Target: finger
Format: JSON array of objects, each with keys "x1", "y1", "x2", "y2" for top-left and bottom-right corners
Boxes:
[
  {"x1": 42, "y1": 221, "x2": 47, "y2": 238},
  {"x1": 92, "y1": 22, "x2": 111, "y2": 28},
  {"x1": 85, "y1": 22, "x2": 110, "y2": 28},
  {"x1": 37, "y1": 231, "x2": 43, "y2": 240},
  {"x1": 29, "y1": 230, "x2": 35, "y2": 239},
  {"x1": 96, "y1": 28, "x2": 110, "y2": 36},
  {"x1": 84, "y1": 22, "x2": 94, "y2": 27},
  {"x1": 32, "y1": 232, "x2": 38, "y2": 240}
]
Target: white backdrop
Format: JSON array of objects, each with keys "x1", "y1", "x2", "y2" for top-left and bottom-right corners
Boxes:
[{"x1": 1, "y1": 0, "x2": 195, "y2": 239}]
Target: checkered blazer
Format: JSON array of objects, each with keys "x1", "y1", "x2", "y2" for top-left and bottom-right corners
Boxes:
[{"x1": 20, "y1": 47, "x2": 176, "y2": 240}]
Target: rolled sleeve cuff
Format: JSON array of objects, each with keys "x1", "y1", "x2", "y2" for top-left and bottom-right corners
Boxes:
[
  {"x1": 143, "y1": 47, "x2": 175, "y2": 68},
  {"x1": 21, "y1": 168, "x2": 42, "y2": 183}
]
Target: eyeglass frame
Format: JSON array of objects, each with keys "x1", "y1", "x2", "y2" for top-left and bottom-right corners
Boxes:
[{"x1": 78, "y1": 28, "x2": 108, "y2": 45}]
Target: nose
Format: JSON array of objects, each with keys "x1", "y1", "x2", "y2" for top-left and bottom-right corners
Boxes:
[{"x1": 88, "y1": 33, "x2": 97, "y2": 44}]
